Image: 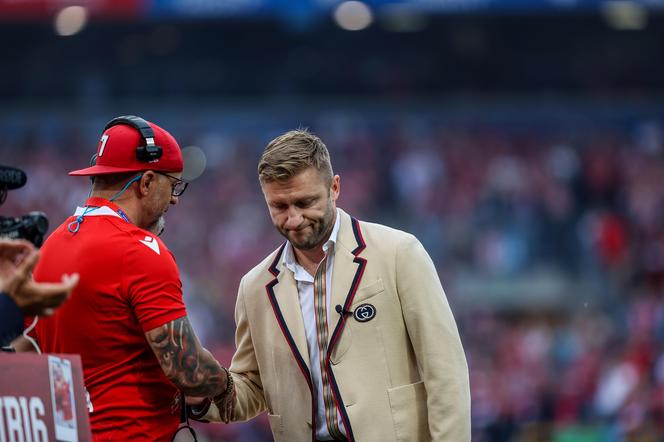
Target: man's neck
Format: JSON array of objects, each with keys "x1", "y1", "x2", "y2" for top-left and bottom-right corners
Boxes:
[
  {"x1": 89, "y1": 191, "x2": 139, "y2": 226},
  {"x1": 293, "y1": 247, "x2": 325, "y2": 277}
]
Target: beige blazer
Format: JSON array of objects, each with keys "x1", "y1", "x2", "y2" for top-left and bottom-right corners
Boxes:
[{"x1": 203, "y1": 209, "x2": 471, "y2": 441}]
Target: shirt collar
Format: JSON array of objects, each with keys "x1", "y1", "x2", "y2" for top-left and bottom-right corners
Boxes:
[
  {"x1": 72, "y1": 197, "x2": 131, "y2": 223},
  {"x1": 282, "y1": 208, "x2": 340, "y2": 276},
  {"x1": 83, "y1": 197, "x2": 119, "y2": 211}
]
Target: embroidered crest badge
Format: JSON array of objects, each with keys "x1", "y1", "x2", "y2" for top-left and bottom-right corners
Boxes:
[{"x1": 353, "y1": 303, "x2": 376, "y2": 322}]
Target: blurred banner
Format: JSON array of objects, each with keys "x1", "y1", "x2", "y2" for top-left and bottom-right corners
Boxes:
[
  {"x1": 0, "y1": 0, "x2": 662, "y2": 19},
  {"x1": 0, "y1": 0, "x2": 143, "y2": 19},
  {"x1": 146, "y1": 0, "x2": 664, "y2": 17}
]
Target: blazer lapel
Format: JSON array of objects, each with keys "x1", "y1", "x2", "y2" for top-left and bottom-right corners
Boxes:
[
  {"x1": 326, "y1": 210, "x2": 365, "y2": 442},
  {"x1": 328, "y1": 209, "x2": 367, "y2": 346},
  {"x1": 273, "y1": 266, "x2": 311, "y2": 371},
  {"x1": 329, "y1": 244, "x2": 356, "y2": 340},
  {"x1": 264, "y1": 245, "x2": 312, "y2": 381}
]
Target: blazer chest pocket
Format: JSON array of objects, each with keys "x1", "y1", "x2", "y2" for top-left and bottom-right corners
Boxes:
[
  {"x1": 351, "y1": 278, "x2": 384, "y2": 306},
  {"x1": 330, "y1": 279, "x2": 385, "y2": 365}
]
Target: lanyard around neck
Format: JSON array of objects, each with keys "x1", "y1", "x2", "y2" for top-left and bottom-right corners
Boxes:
[{"x1": 68, "y1": 198, "x2": 132, "y2": 234}]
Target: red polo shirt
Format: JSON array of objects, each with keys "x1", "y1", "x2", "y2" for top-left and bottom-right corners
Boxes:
[{"x1": 32, "y1": 197, "x2": 186, "y2": 441}]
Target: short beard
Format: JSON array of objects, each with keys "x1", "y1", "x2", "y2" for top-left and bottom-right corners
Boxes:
[
  {"x1": 148, "y1": 216, "x2": 166, "y2": 237},
  {"x1": 281, "y1": 202, "x2": 335, "y2": 250}
]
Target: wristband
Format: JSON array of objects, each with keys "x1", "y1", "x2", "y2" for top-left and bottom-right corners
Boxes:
[{"x1": 213, "y1": 366, "x2": 234, "y2": 402}]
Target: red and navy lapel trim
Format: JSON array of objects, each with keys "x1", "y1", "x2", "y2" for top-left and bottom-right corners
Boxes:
[
  {"x1": 267, "y1": 243, "x2": 285, "y2": 277},
  {"x1": 328, "y1": 217, "x2": 366, "y2": 346},
  {"x1": 264, "y1": 243, "x2": 317, "y2": 441},
  {"x1": 325, "y1": 216, "x2": 366, "y2": 442}
]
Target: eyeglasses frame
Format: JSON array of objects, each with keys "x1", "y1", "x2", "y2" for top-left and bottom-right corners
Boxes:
[{"x1": 154, "y1": 171, "x2": 189, "y2": 197}]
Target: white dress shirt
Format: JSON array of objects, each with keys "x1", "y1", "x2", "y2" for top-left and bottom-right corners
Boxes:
[{"x1": 282, "y1": 209, "x2": 346, "y2": 440}]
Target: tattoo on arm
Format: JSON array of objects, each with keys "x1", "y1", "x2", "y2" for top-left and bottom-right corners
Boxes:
[{"x1": 146, "y1": 316, "x2": 226, "y2": 397}]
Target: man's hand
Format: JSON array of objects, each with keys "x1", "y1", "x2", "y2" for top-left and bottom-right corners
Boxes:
[{"x1": 0, "y1": 238, "x2": 79, "y2": 316}]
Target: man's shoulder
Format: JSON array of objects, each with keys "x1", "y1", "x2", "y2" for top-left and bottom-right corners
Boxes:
[
  {"x1": 355, "y1": 218, "x2": 416, "y2": 250},
  {"x1": 120, "y1": 228, "x2": 177, "y2": 271},
  {"x1": 94, "y1": 218, "x2": 172, "y2": 258},
  {"x1": 61, "y1": 215, "x2": 174, "y2": 263}
]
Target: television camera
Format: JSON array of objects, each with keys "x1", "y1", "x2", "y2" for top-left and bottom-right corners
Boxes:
[{"x1": 0, "y1": 165, "x2": 48, "y2": 247}]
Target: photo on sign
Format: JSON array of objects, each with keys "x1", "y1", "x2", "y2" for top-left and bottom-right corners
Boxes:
[{"x1": 48, "y1": 356, "x2": 78, "y2": 442}]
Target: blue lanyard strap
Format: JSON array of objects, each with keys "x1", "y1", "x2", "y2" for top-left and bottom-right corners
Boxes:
[
  {"x1": 115, "y1": 208, "x2": 130, "y2": 223},
  {"x1": 67, "y1": 206, "x2": 99, "y2": 234},
  {"x1": 68, "y1": 174, "x2": 141, "y2": 234}
]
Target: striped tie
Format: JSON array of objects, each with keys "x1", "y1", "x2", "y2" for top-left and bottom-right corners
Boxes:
[{"x1": 314, "y1": 254, "x2": 344, "y2": 440}]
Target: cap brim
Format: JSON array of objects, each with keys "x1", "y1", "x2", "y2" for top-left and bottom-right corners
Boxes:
[
  {"x1": 69, "y1": 164, "x2": 183, "y2": 176},
  {"x1": 68, "y1": 165, "x2": 148, "y2": 176}
]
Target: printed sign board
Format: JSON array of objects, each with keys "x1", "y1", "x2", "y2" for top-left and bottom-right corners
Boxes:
[{"x1": 0, "y1": 353, "x2": 91, "y2": 442}]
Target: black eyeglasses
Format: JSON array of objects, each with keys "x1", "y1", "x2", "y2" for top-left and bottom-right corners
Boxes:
[{"x1": 155, "y1": 171, "x2": 189, "y2": 197}]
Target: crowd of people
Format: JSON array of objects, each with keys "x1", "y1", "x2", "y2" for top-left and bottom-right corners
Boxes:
[{"x1": 2, "y1": 111, "x2": 664, "y2": 441}]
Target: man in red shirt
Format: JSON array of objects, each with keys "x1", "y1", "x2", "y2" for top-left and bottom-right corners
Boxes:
[{"x1": 30, "y1": 116, "x2": 235, "y2": 441}]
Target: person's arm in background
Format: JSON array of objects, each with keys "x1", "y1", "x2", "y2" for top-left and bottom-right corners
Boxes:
[
  {"x1": 0, "y1": 238, "x2": 78, "y2": 347},
  {"x1": 0, "y1": 291, "x2": 24, "y2": 347},
  {"x1": 188, "y1": 276, "x2": 267, "y2": 423},
  {"x1": 396, "y1": 234, "x2": 471, "y2": 441}
]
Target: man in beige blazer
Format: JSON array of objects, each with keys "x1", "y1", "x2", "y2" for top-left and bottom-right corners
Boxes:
[{"x1": 193, "y1": 129, "x2": 470, "y2": 441}]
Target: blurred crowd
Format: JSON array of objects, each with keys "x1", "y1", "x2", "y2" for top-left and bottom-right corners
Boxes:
[{"x1": 2, "y1": 111, "x2": 664, "y2": 441}]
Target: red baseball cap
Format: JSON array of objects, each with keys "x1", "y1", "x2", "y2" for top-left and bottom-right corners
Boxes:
[{"x1": 69, "y1": 119, "x2": 183, "y2": 176}]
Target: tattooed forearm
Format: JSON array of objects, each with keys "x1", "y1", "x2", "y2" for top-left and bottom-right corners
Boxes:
[{"x1": 146, "y1": 316, "x2": 228, "y2": 397}]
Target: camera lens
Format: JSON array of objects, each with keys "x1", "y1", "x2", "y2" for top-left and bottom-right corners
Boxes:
[{"x1": 29, "y1": 211, "x2": 49, "y2": 235}]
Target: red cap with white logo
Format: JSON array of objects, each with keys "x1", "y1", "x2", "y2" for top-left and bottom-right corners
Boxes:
[{"x1": 69, "y1": 119, "x2": 183, "y2": 176}]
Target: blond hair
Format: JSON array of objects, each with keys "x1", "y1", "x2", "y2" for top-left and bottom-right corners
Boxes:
[{"x1": 258, "y1": 129, "x2": 333, "y2": 184}]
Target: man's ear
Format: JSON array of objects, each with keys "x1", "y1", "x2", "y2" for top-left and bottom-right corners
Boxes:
[
  {"x1": 330, "y1": 174, "x2": 340, "y2": 202},
  {"x1": 139, "y1": 171, "x2": 157, "y2": 197}
]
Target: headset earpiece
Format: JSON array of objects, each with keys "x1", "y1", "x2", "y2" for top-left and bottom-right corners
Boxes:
[
  {"x1": 89, "y1": 153, "x2": 98, "y2": 183},
  {"x1": 103, "y1": 115, "x2": 163, "y2": 163}
]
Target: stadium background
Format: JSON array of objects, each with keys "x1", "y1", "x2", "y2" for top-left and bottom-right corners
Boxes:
[{"x1": 2, "y1": 0, "x2": 664, "y2": 440}]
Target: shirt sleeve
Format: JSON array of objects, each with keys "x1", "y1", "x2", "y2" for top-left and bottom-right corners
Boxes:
[
  {"x1": 0, "y1": 292, "x2": 25, "y2": 346},
  {"x1": 123, "y1": 235, "x2": 187, "y2": 332}
]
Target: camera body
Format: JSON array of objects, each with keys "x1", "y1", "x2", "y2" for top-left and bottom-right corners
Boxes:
[
  {"x1": 0, "y1": 212, "x2": 49, "y2": 247},
  {"x1": 0, "y1": 165, "x2": 49, "y2": 247}
]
